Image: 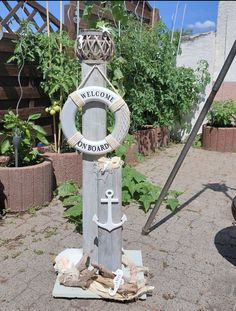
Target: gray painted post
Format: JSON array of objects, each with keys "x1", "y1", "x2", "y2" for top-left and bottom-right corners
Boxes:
[
  {"x1": 82, "y1": 62, "x2": 106, "y2": 262},
  {"x1": 97, "y1": 166, "x2": 123, "y2": 271}
]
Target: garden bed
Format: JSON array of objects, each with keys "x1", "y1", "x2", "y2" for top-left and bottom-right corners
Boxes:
[
  {"x1": 135, "y1": 127, "x2": 170, "y2": 155},
  {"x1": 44, "y1": 152, "x2": 82, "y2": 187},
  {"x1": 0, "y1": 160, "x2": 52, "y2": 212},
  {"x1": 202, "y1": 124, "x2": 236, "y2": 152}
]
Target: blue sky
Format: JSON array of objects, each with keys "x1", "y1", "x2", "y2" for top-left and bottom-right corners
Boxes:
[
  {"x1": 0, "y1": 1, "x2": 218, "y2": 34},
  {"x1": 149, "y1": 1, "x2": 218, "y2": 33}
]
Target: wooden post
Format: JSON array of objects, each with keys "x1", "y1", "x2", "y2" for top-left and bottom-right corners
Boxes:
[
  {"x1": 81, "y1": 62, "x2": 106, "y2": 262},
  {"x1": 97, "y1": 166, "x2": 123, "y2": 271},
  {"x1": 64, "y1": 2, "x2": 76, "y2": 39}
]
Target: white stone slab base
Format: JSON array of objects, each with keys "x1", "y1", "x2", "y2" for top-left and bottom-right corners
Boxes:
[{"x1": 52, "y1": 249, "x2": 146, "y2": 300}]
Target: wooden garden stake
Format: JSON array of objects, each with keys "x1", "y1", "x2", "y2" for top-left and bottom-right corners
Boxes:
[
  {"x1": 46, "y1": 1, "x2": 50, "y2": 37},
  {"x1": 59, "y1": 0, "x2": 62, "y2": 52},
  {"x1": 53, "y1": 114, "x2": 57, "y2": 152},
  {"x1": 58, "y1": 0, "x2": 63, "y2": 153}
]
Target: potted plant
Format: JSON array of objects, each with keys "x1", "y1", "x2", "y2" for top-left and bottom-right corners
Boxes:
[
  {"x1": 0, "y1": 111, "x2": 52, "y2": 212},
  {"x1": 9, "y1": 21, "x2": 82, "y2": 186},
  {"x1": 202, "y1": 100, "x2": 236, "y2": 152}
]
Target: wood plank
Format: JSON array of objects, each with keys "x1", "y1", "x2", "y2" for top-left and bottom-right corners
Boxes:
[
  {"x1": 0, "y1": 64, "x2": 40, "y2": 77},
  {"x1": 82, "y1": 62, "x2": 107, "y2": 263},
  {"x1": 0, "y1": 86, "x2": 42, "y2": 100},
  {"x1": 0, "y1": 106, "x2": 49, "y2": 118},
  {"x1": 64, "y1": 4, "x2": 76, "y2": 38},
  {"x1": 2, "y1": 32, "x2": 16, "y2": 40},
  {"x1": 97, "y1": 167, "x2": 123, "y2": 271},
  {"x1": 0, "y1": 38, "x2": 15, "y2": 52}
]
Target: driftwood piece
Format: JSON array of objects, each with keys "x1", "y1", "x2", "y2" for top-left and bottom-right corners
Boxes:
[
  {"x1": 75, "y1": 254, "x2": 90, "y2": 272},
  {"x1": 91, "y1": 262, "x2": 130, "y2": 283},
  {"x1": 95, "y1": 275, "x2": 138, "y2": 294},
  {"x1": 59, "y1": 267, "x2": 98, "y2": 289},
  {"x1": 91, "y1": 262, "x2": 114, "y2": 279},
  {"x1": 89, "y1": 280, "x2": 154, "y2": 301}
]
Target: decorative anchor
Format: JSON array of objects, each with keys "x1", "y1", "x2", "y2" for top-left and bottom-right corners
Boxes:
[
  {"x1": 93, "y1": 189, "x2": 127, "y2": 232},
  {"x1": 108, "y1": 269, "x2": 124, "y2": 296}
]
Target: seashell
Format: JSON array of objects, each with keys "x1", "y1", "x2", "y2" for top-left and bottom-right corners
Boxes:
[{"x1": 54, "y1": 248, "x2": 83, "y2": 274}]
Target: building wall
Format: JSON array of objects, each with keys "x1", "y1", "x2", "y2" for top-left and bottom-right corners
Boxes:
[
  {"x1": 214, "y1": 1, "x2": 236, "y2": 100},
  {"x1": 176, "y1": 1, "x2": 236, "y2": 138},
  {"x1": 176, "y1": 32, "x2": 216, "y2": 138},
  {"x1": 214, "y1": 1, "x2": 236, "y2": 82}
]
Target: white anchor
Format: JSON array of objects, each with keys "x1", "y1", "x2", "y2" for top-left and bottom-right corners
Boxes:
[{"x1": 93, "y1": 189, "x2": 127, "y2": 232}]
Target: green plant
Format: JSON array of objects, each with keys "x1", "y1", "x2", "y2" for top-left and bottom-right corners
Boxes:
[
  {"x1": 136, "y1": 152, "x2": 145, "y2": 162},
  {"x1": 33, "y1": 249, "x2": 44, "y2": 255},
  {"x1": 108, "y1": 19, "x2": 210, "y2": 132},
  {"x1": 111, "y1": 135, "x2": 182, "y2": 212},
  {"x1": 122, "y1": 165, "x2": 182, "y2": 212},
  {"x1": 192, "y1": 134, "x2": 202, "y2": 149},
  {"x1": 112, "y1": 133, "x2": 137, "y2": 160},
  {"x1": 8, "y1": 21, "x2": 80, "y2": 153},
  {"x1": 56, "y1": 181, "x2": 82, "y2": 231},
  {"x1": 0, "y1": 111, "x2": 49, "y2": 166},
  {"x1": 207, "y1": 100, "x2": 236, "y2": 127},
  {"x1": 82, "y1": 1, "x2": 128, "y2": 29}
]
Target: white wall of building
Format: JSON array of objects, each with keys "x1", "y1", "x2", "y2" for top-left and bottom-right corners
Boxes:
[
  {"x1": 176, "y1": 1, "x2": 236, "y2": 140},
  {"x1": 214, "y1": 1, "x2": 236, "y2": 82},
  {"x1": 176, "y1": 32, "x2": 215, "y2": 139}
]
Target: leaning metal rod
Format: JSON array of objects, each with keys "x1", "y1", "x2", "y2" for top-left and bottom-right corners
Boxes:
[{"x1": 142, "y1": 40, "x2": 236, "y2": 235}]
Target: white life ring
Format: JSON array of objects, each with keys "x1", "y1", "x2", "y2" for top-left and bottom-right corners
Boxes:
[{"x1": 61, "y1": 86, "x2": 130, "y2": 155}]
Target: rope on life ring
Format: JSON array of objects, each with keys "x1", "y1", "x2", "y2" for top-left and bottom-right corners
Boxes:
[{"x1": 61, "y1": 86, "x2": 130, "y2": 155}]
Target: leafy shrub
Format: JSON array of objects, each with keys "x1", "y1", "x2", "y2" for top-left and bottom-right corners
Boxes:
[
  {"x1": 111, "y1": 134, "x2": 182, "y2": 212},
  {"x1": 192, "y1": 134, "x2": 202, "y2": 149},
  {"x1": 207, "y1": 100, "x2": 236, "y2": 127},
  {"x1": 56, "y1": 181, "x2": 82, "y2": 231},
  {"x1": 122, "y1": 165, "x2": 182, "y2": 212},
  {"x1": 9, "y1": 22, "x2": 80, "y2": 102},
  {"x1": 8, "y1": 21, "x2": 80, "y2": 152},
  {"x1": 108, "y1": 19, "x2": 210, "y2": 132},
  {"x1": 0, "y1": 111, "x2": 49, "y2": 166}
]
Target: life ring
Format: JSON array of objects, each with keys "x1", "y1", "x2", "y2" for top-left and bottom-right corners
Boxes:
[{"x1": 61, "y1": 86, "x2": 130, "y2": 155}]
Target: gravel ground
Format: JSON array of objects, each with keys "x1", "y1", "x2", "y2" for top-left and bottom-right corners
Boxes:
[{"x1": 1, "y1": 144, "x2": 236, "y2": 311}]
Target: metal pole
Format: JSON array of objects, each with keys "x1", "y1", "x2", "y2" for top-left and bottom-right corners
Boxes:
[
  {"x1": 176, "y1": 3, "x2": 187, "y2": 56},
  {"x1": 171, "y1": 1, "x2": 179, "y2": 44},
  {"x1": 142, "y1": 40, "x2": 236, "y2": 235},
  {"x1": 13, "y1": 129, "x2": 20, "y2": 168}
]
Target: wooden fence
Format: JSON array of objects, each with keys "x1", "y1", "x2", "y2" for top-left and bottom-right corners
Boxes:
[{"x1": 0, "y1": 1, "x2": 63, "y2": 138}]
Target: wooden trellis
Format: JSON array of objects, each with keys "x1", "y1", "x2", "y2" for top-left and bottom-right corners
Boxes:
[
  {"x1": 0, "y1": 1, "x2": 63, "y2": 138},
  {"x1": 0, "y1": 1, "x2": 62, "y2": 34}
]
